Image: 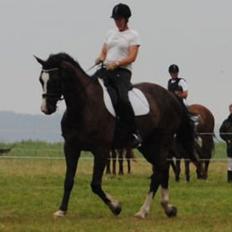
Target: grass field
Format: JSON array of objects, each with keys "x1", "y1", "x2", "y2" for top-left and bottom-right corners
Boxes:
[{"x1": 0, "y1": 141, "x2": 232, "y2": 232}]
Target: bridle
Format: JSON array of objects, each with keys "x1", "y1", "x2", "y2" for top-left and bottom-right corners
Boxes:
[
  {"x1": 41, "y1": 63, "x2": 101, "y2": 102},
  {"x1": 41, "y1": 68, "x2": 64, "y2": 101}
]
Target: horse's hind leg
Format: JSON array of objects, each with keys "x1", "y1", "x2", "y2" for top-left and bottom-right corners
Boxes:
[
  {"x1": 112, "y1": 149, "x2": 117, "y2": 175},
  {"x1": 135, "y1": 135, "x2": 177, "y2": 219},
  {"x1": 118, "y1": 149, "x2": 124, "y2": 175},
  {"x1": 54, "y1": 142, "x2": 80, "y2": 217},
  {"x1": 126, "y1": 148, "x2": 132, "y2": 174},
  {"x1": 175, "y1": 159, "x2": 181, "y2": 182},
  {"x1": 184, "y1": 160, "x2": 190, "y2": 182},
  {"x1": 160, "y1": 167, "x2": 177, "y2": 217},
  {"x1": 105, "y1": 151, "x2": 111, "y2": 174},
  {"x1": 135, "y1": 164, "x2": 160, "y2": 219},
  {"x1": 135, "y1": 164, "x2": 176, "y2": 219},
  {"x1": 204, "y1": 160, "x2": 210, "y2": 179},
  {"x1": 91, "y1": 149, "x2": 121, "y2": 215}
]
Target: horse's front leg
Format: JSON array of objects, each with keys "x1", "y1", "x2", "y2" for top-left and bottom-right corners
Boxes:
[
  {"x1": 118, "y1": 149, "x2": 124, "y2": 175},
  {"x1": 91, "y1": 150, "x2": 121, "y2": 215},
  {"x1": 112, "y1": 149, "x2": 117, "y2": 175},
  {"x1": 105, "y1": 151, "x2": 111, "y2": 174},
  {"x1": 54, "y1": 142, "x2": 80, "y2": 217},
  {"x1": 184, "y1": 160, "x2": 190, "y2": 182}
]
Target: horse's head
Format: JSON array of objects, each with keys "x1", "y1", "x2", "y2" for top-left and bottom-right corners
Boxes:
[{"x1": 35, "y1": 55, "x2": 64, "y2": 115}]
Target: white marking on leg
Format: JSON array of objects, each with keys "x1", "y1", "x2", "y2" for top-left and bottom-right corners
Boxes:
[
  {"x1": 41, "y1": 72, "x2": 49, "y2": 113},
  {"x1": 161, "y1": 188, "x2": 169, "y2": 203},
  {"x1": 228, "y1": 158, "x2": 232, "y2": 171},
  {"x1": 106, "y1": 193, "x2": 120, "y2": 209},
  {"x1": 160, "y1": 188, "x2": 172, "y2": 209},
  {"x1": 53, "y1": 210, "x2": 66, "y2": 218},
  {"x1": 135, "y1": 192, "x2": 153, "y2": 219}
]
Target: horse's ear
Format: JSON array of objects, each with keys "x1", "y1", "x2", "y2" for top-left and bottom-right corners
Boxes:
[{"x1": 34, "y1": 55, "x2": 45, "y2": 66}]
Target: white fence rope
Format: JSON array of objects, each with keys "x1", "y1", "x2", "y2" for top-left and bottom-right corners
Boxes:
[
  {"x1": 0, "y1": 131, "x2": 230, "y2": 161},
  {"x1": 0, "y1": 156, "x2": 230, "y2": 162}
]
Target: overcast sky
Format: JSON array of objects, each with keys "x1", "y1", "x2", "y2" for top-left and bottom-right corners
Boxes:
[{"x1": 0, "y1": 0, "x2": 231, "y2": 125}]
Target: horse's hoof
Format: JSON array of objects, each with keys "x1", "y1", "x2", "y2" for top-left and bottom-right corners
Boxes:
[
  {"x1": 165, "y1": 206, "x2": 177, "y2": 218},
  {"x1": 53, "y1": 210, "x2": 66, "y2": 218},
  {"x1": 134, "y1": 211, "x2": 147, "y2": 219},
  {"x1": 109, "y1": 203, "x2": 122, "y2": 215}
]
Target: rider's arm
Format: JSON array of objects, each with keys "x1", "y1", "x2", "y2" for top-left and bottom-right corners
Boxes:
[
  {"x1": 175, "y1": 90, "x2": 188, "y2": 99},
  {"x1": 175, "y1": 79, "x2": 188, "y2": 99},
  {"x1": 95, "y1": 43, "x2": 107, "y2": 64},
  {"x1": 117, "y1": 45, "x2": 140, "y2": 67}
]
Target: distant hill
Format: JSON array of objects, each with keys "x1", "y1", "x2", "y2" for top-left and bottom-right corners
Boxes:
[
  {"x1": 0, "y1": 111, "x2": 223, "y2": 143},
  {"x1": 0, "y1": 111, "x2": 63, "y2": 142}
]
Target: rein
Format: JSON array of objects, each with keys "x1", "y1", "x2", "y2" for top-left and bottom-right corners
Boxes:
[
  {"x1": 42, "y1": 93, "x2": 64, "y2": 100},
  {"x1": 42, "y1": 68, "x2": 59, "y2": 72}
]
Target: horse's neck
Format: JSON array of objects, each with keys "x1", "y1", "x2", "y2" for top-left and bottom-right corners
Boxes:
[{"x1": 63, "y1": 66, "x2": 98, "y2": 114}]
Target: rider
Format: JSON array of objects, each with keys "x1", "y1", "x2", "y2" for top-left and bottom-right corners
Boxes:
[
  {"x1": 95, "y1": 3, "x2": 142, "y2": 148},
  {"x1": 167, "y1": 64, "x2": 198, "y2": 123},
  {"x1": 220, "y1": 104, "x2": 232, "y2": 183},
  {"x1": 167, "y1": 64, "x2": 188, "y2": 105}
]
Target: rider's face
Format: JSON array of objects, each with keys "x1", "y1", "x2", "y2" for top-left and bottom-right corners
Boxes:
[
  {"x1": 229, "y1": 105, "x2": 232, "y2": 113},
  {"x1": 169, "y1": 72, "x2": 179, "y2": 79},
  {"x1": 114, "y1": 17, "x2": 127, "y2": 31}
]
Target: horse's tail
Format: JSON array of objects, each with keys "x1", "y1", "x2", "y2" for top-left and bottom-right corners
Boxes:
[
  {"x1": 201, "y1": 133, "x2": 215, "y2": 158},
  {"x1": 176, "y1": 107, "x2": 196, "y2": 162}
]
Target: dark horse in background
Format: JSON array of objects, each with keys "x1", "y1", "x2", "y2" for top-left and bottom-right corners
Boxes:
[
  {"x1": 105, "y1": 148, "x2": 135, "y2": 175},
  {"x1": 0, "y1": 147, "x2": 13, "y2": 155},
  {"x1": 171, "y1": 104, "x2": 215, "y2": 181},
  {"x1": 35, "y1": 52, "x2": 200, "y2": 219}
]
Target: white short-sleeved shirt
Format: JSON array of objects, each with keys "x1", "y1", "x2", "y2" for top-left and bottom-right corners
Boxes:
[
  {"x1": 104, "y1": 28, "x2": 141, "y2": 71},
  {"x1": 179, "y1": 78, "x2": 188, "y2": 92}
]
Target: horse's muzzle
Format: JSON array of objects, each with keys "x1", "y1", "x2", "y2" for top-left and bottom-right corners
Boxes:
[{"x1": 41, "y1": 103, "x2": 57, "y2": 115}]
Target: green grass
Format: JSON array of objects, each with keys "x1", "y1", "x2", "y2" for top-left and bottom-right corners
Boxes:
[{"x1": 0, "y1": 141, "x2": 232, "y2": 232}]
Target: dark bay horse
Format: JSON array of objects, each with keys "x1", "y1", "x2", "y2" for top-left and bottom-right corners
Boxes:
[
  {"x1": 171, "y1": 104, "x2": 215, "y2": 181},
  {"x1": 35, "y1": 52, "x2": 198, "y2": 219}
]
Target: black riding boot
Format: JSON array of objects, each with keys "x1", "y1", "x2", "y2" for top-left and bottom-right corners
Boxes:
[{"x1": 227, "y1": 170, "x2": 232, "y2": 183}]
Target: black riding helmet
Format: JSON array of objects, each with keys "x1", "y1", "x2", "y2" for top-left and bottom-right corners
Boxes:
[
  {"x1": 111, "y1": 3, "x2": 131, "y2": 19},
  {"x1": 169, "y1": 64, "x2": 179, "y2": 74}
]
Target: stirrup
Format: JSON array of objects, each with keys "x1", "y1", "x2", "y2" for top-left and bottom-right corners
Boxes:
[
  {"x1": 131, "y1": 133, "x2": 142, "y2": 148},
  {"x1": 190, "y1": 115, "x2": 200, "y2": 126}
]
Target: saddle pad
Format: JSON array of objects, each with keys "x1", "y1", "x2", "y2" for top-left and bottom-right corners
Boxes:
[{"x1": 98, "y1": 79, "x2": 150, "y2": 117}]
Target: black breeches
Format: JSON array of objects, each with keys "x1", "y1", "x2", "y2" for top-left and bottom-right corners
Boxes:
[{"x1": 104, "y1": 68, "x2": 137, "y2": 133}]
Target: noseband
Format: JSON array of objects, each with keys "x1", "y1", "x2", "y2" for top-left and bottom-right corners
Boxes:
[{"x1": 42, "y1": 68, "x2": 64, "y2": 101}]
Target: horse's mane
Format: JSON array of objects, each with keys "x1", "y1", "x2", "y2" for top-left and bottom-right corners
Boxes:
[{"x1": 47, "y1": 52, "x2": 87, "y2": 76}]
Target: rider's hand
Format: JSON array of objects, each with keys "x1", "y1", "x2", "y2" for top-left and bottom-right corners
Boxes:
[
  {"x1": 175, "y1": 90, "x2": 182, "y2": 98},
  {"x1": 106, "y1": 61, "x2": 120, "y2": 71},
  {"x1": 95, "y1": 57, "x2": 104, "y2": 65}
]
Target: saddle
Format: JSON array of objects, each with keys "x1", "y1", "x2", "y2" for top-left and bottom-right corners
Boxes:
[{"x1": 98, "y1": 78, "x2": 150, "y2": 117}]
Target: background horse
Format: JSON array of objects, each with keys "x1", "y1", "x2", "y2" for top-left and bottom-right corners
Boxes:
[
  {"x1": 35, "y1": 52, "x2": 199, "y2": 219},
  {"x1": 0, "y1": 146, "x2": 14, "y2": 155},
  {"x1": 105, "y1": 148, "x2": 135, "y2": 175},
  {"x1": 171, "y1": 104, "x2": 215, "y2": 181}
]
